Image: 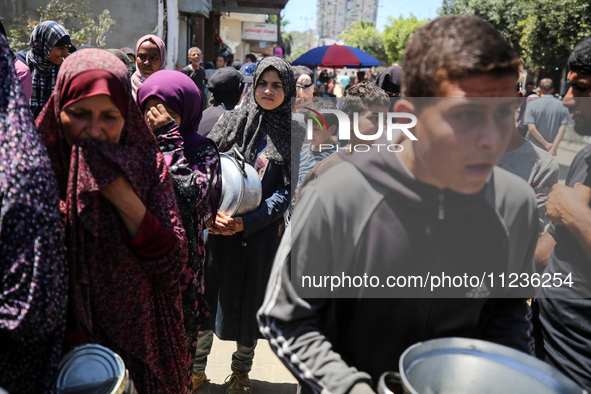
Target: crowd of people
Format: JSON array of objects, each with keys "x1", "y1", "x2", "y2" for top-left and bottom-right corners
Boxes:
[{"x1": 1, "y1": 13, "x2": 591, "y2": 394}]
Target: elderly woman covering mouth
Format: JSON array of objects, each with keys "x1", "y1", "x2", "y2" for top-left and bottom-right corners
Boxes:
[{"x1": 36, "y1": 48, "x2": 190, "y2": 394}]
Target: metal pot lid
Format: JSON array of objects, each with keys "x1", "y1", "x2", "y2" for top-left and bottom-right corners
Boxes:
[
  {"x1": 399, "y1": 337, "x2": 587, "y2": 394},
  {"x1": 55, "y1": 344, "x2": 126, "y2": 394}
]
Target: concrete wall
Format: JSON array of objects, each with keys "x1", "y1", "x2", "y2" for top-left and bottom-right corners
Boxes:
[
  {"x1": 178, "y1": 17, "x2": 189, "y2": 67},
  {"x1": 1, "y1": 1, "x2": 278, "y2": 68},
  {"x1": 0, "y1": 0, "x2": 159, "y2": 55},
  {"x1": 219, "y1": 13, "x2": 266, "y2": 63}
]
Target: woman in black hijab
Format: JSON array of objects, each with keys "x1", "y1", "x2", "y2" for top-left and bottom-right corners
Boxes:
[{"x1": 198, "y1": 56, "x2": 300, "y2": 393}]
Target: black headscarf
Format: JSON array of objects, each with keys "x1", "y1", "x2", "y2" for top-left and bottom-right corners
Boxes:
[{"x1": 208, "y1": 56, "x2": 302, "y2": 186}]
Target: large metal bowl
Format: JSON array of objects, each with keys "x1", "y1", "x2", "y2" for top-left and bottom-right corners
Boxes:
[
  {"x1": 218, "y1": 149, "x2": 262, "y2": 217},
  {"x1": 387, "y1": 337, "x2": 587, "y2": 394}
]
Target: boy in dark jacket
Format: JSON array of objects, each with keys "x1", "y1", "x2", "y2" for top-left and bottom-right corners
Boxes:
[{"x1": 258, "y1": 15, "x2": 538, "y2": 394}]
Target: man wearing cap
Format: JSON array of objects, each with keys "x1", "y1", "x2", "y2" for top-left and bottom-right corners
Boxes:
[
  {"x1": 180, "y1": 46, "x2": 206, "y2": 98},
  {"x1": 0, "y1": 16, "x2": 32, "y2": 103},
  {"x1": 15, "y1": 20, "x2": 74, "y2": 118},
  {"x1": 199, "y1": 67, "x2": 245, "y2": 137}
]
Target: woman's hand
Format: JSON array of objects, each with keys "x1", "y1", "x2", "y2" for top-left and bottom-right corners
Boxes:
[
  {"x1": 145, "y1": 103, "x2": 175, "y2": 132},
  {"x1": 100, "y1": 175, "x2": 147, "y2": 238},
  {"x1": 230, "y1": 217, "x2": 244, "y2": 232},
  {"x1": 207, "y1": 211, "x2": 244, "y2": 235}
]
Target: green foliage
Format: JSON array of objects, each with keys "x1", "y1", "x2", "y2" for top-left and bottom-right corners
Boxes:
[
  {"x1": 439, "y1": 0, "x2": 591, "y2": 72},
  {"x1": 338, "y1": 21, "x2": 389, "y2": 66},
  {"x1": 94, "y1": 9, "x2": 116, "y2": 48},
  {"x1": 284, "y1": 29, "x2": 316, "y2": 62},
  {"x1": 266, "y1": 14, "x2": 289, "y2": 28},
  {"x1": 518, "y1": 0, "x2": 591, "y2": 70},
  {"x1": 383, "y1": 14, "x2": 429, "y2": 65},
  {"x1": 439, "y1": 0, "x2": 529, "y2": 56},
  {"x1": 7, "y1": 0, "x2": 115, "y2": 51},
  {"x1": 7, "y1": 19, "x2": 37, "y2": 52}
]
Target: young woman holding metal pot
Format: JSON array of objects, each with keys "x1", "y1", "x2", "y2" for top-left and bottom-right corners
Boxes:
[{"x1": 201, "y1": 56, "x2": 301, "y2": 394}]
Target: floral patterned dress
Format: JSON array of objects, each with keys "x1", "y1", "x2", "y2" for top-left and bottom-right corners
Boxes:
[
  {"x1": 0, "y1": 34, "x2": 68, "y2": 394},
  {"x1": 154, "y1": 120, "x2": 219, "y2": 370},
  {"x1": 36, "y1": 48, "x2": 190, "y2": 394}
]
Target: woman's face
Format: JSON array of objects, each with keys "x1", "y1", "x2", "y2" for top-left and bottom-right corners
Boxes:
[
  {"x1": 136, "y1": 40, "x2": 162, "y2": 77},
  {"x1": 255, "y1": 69, "x2": 285, "y2": 111},
  {"x1": 49, "y1": 45, "x2": 69, "y2": 65},
  {"x1": 60, "y1": 94, "x2": 125, "y2": 146}
]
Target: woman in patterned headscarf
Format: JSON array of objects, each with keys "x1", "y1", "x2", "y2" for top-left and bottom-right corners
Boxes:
[
  {"x1": 137, "y1": 70, "x2": 221, "y2": 392},
  {"x1": 18, "y1": 20, "x2": 73, "y2": 118},
  {"x1": 131, "y1": 34, "x2": 167, "y2": 100},
  {"x1": 36, "y1": 48, "x2": 190, "y2": 394},
  {"x1": 0, "y1": 33, "x2": 68, "y2": 394},
  {"x1": 200, "y1": 56, "x2": 302, "y2": 393}
]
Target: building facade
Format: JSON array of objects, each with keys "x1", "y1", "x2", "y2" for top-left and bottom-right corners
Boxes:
[
  {"x1": 0, "y1": 0, "x2": 287, "y2": 68},
  {"x1": 316, "y1": 0, "x2": 378, "y2": 40}
]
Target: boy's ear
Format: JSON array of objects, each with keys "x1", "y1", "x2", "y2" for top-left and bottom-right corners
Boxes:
[
  {"x1": 393, "y1": 99, "x2": 415, "y2": 115},
  {"x1": 515, "y1": 91, "x2": 524, "y2": 110},
  {"x1": 328, "y1": 124, "x2": 337, "y2": 135}
]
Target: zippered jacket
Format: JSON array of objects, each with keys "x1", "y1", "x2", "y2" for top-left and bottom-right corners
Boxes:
[{"x1": 258, "y1": 148, "x2": 539, "y2": 394}]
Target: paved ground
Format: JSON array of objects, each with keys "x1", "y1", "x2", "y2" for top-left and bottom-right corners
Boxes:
[
  {"x1": 192, "y1": 138, "x2": 589, "y2": 394},
  {"x1": 193, "y1": 336, "x2": 298, "y2": 394}
]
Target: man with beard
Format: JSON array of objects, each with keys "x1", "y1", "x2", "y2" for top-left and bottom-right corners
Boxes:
[{"x1": 534, "y1": 36, "x2": 591, "y2": 390}]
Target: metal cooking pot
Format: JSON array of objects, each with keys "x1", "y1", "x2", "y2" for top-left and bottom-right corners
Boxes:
[
  {"x1": 55, "y1": 344, "x2": 136, "y2": 394},
  {"x1": 377, "y1": 371, "x2": 404, "y2": 394},
  {"x1": 377, "y1": 337, "x2": 587, "y2": 394},
  {"x1": 218, "y1": 148, "x2": 262, "y2": 217}
]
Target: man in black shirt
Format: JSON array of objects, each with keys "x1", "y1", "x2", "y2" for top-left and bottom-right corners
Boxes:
[{"x1": 180, "y1": 47, "x2": 206, "y2": 98}]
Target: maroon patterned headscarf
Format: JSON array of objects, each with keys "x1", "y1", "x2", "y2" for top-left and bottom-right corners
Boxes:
[
  {"x1": 60, "y1": 69, "x2": 128, "y2": 118},
  {"x1": 36, "y1": 48, "x2": 163, "y2": 199},
  {"x1": 36, "y1": 48, "x2": 189, "y2": 393}
]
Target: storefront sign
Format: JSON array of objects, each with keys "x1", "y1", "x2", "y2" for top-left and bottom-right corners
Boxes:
[{"x1": 242, "y1": 22, "x2": 277, "y2": 41}]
